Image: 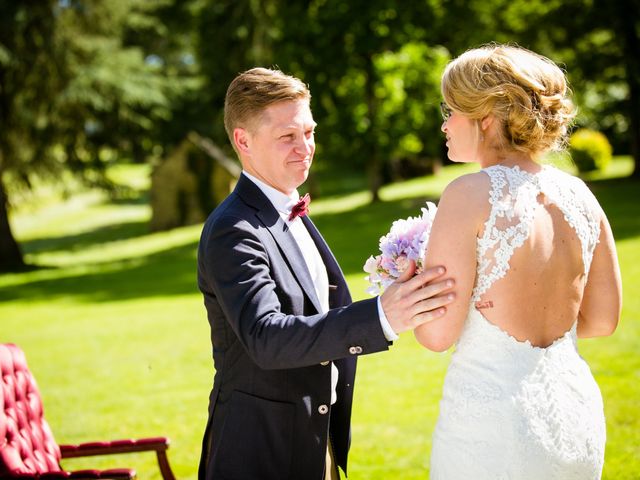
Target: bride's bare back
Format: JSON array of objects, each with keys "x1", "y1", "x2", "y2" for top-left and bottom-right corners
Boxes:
[
  {"x1": 415, "y1": 164, "x2": 620, "y2": 352},
  {"x1": 479, "y1": 194, "x2": 585, "y2": 347}
]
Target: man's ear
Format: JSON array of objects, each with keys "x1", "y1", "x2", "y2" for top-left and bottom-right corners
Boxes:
[{"x1": 233, "y1": 127, "x2": 251, "y2": 154}]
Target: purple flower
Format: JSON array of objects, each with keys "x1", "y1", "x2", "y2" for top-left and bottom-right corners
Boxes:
[{"x1": 363, "y1": 202, "x2": 437, "y2": 295}]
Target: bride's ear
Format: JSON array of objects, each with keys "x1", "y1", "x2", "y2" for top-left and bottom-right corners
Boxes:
[{"x1": 480, "y1": 115, "x2": 494, "y2": 133}]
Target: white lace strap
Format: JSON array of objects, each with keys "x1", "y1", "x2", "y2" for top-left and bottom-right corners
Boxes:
[
  {"x1": 472, "y1": 166, "x2": 539, "y2": 302},
  {"x1": 542, "y1": 173, "x2": 601, "y2": 277},
  {"x1": 472, "y1": 166, "x2": 602, "y2": 302}
]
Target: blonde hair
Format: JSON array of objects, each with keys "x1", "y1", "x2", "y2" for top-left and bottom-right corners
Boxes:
[
  {"x1": 441, "y1": 44, "x2": 575, "y2": 156},
  {"x1": 224, "y1": 67, "x2": 311, "y2": 149}
]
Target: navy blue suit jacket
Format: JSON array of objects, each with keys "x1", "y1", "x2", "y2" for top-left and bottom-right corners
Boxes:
[{"x1": 197, "y1": 175, "x2": 390, "y2": 479}]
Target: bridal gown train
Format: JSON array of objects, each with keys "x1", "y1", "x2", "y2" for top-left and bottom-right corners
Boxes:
[{"x1": 429, "y1": 165, "x2": 606, "y2": 480}]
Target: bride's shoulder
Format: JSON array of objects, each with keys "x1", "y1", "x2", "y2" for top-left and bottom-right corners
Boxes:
[
  {"x1": 442, "y1": 171, "x2": 491, "y2": 202},
  {"x1": 438, "y1": 172, "x2": 491, "y2": 221}
]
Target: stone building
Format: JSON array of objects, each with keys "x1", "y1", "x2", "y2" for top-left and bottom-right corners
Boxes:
[{"x1": 150, "y1": 132, "x2": 240, "y2": 231}]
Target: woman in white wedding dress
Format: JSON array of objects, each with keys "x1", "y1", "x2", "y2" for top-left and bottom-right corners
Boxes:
[{"x1": 414, "y1": 45, "x2": 622, "y2": 479}]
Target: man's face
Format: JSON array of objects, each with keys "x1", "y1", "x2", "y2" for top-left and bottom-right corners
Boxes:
[{"x1": 235, "y1": 99, "x2": 316, "y2": 195}]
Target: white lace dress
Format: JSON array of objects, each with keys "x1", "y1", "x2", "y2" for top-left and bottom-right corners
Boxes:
[{"x1": 429, "y1": 165, "x2": 606, "y2": 480}]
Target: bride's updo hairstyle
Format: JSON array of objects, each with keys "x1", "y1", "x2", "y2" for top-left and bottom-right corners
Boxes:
[{"x1": 441, "y1": 44, "x2": 576, "y2": 156}]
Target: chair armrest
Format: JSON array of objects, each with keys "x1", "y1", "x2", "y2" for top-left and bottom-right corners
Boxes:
[
  {"x1": 60, "y1": 438, "x2": 169, "y2": 458},
  {"x1": 49, "y1": 468, "x2": 134, "y2": 479},
  {"x1": 59, "y1": 438, "x2": 174, "y2": 480},
  {"x1": 6, "y1": 469, "x2": 135, "y2": 480}
]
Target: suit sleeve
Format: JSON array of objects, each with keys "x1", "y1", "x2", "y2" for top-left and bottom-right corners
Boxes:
[{"x1": 198, "y1": 213, "x2": 390, "y2": 370}]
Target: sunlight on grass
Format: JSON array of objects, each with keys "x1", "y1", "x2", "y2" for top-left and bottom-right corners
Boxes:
[
  {"x1": 310, "y1": 190, "x2": 372, "y2": 215},
  {"x1": 583, "y1": 156, "x2": 635, "y2": 181},
  {"x1": 380, "y1": 163, "x2": 478, "y2": 201},
  {"x1": 107, "y1": 163, "x2": 152, "y2": 191}
]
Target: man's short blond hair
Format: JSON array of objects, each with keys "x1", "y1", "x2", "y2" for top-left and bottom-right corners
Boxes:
[{"x1": 224, "y1": 68, "x2": 311, "y2": 150}]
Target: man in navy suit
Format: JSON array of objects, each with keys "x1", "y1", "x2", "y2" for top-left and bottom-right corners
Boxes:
[{"x1": 197, "y1": 67, "x2": 454, "y2": 480}]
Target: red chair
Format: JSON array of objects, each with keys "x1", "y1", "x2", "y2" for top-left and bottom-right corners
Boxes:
[{"x1": 0, "y1": 343, "x2": 176, "y2": 480}]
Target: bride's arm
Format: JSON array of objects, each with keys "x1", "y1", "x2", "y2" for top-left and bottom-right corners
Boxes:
[
  {"x1": 414, "y1": 173, "x2": 487, "y2": 352},
  {"x1": 577, "y1": 209, "x2": 622, "y2": 338}
]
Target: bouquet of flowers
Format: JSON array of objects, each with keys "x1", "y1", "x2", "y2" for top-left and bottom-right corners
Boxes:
[{"x1": 363, "y1": 202, "x2": 438, "y2": 295}]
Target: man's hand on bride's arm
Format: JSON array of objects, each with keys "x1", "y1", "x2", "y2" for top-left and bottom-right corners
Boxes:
[{"x1": 380, "y1": 261, "x2": 455, "y2": 335}]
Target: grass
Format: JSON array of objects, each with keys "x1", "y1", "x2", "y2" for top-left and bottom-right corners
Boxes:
[{"x1": 2, "y1": 157, "x2": 639, "y2": 479}]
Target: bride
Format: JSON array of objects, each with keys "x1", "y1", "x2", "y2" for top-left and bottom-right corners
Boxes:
[{"x1": 415, "y1": 44, "x2": 622, "y2": 479}]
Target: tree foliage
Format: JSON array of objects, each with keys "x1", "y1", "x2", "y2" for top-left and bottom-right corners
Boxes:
[
  {"x1": 436, "y1": 0, "x2": 640, "y2": 175},
  {"x1": 1, "y1": 0, "x2": 638, "y2": 271},
  {"x1": 193, "y1": 0, "x2": 453, "y2": 198},
  {"x1": 0, "y1": 0, "x2": 198, "y2": 271}
]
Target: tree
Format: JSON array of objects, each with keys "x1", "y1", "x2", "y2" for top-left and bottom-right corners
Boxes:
[
  {"x1": 192, "y1": 1, "x2": 456, "y2": 199},
  {"x1": 500, "y1": 0, "x2": 640, "y2": 177},
  {"x1": 595, "y1": 0, "x2": 640, "y2": 177},
  {"x1": 0, "y1": 1, "x2": 61, "y2": 271},
  {"x1": 0, "y1": 0, "x2": 197, "y2": 272},
  {"x1": 270, "y1": 0, "x2": 450, "y2": 200},
  {"x1": 441, "y1": 0, "x2": 640, "y2": 177}
]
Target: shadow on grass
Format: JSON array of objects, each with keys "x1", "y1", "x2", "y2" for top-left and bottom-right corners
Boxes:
[
  {"x1": 108, "y1": 194, "x2": 150, "y2": 206},
  {"x1": 585, "y1": 176, "x2": 640, "y2": 241},
  {"x1": 21, "y1": 220, "x2": 151, "y2": 256},
  {"x1": 0, "y1": 241, "x2": 199, "y2": 302}
]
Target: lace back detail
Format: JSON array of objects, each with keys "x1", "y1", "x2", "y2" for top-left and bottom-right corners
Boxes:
[{"x1": 471, "y1": 165, "x2": 601, "y2": 302}]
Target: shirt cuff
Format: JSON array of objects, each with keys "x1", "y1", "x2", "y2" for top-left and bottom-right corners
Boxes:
[{"x1": 377, "y1": 296, "x2": 399, "y2": 341}]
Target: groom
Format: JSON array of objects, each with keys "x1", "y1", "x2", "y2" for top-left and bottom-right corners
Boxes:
[{"x1": 197, "y1": 67, "x2": 454, "y2": 480}]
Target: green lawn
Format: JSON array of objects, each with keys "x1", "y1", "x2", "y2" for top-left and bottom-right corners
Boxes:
[{"x1": 2, "y1": 158, "x2": 638, "y2": 479}]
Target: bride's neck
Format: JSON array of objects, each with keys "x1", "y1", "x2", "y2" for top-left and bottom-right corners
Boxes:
[{"x1": 479, "y1": 151, "x2": 540, "y2": 172}]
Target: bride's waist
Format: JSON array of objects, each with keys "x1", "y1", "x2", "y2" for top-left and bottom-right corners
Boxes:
[
  {"x1": 448, "y1": 336, "x2": 588, "y2": 390},
  {"x1": 458, "y1": 306, "x2": 578, "y2": 350},
  {"x1": 447, "y1": 344, "x2": 586, "y2": 378}
]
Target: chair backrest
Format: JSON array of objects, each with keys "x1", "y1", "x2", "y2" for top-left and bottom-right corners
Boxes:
[{"x1": 0, "y1": 343, "x2": 62, "y2": 476}]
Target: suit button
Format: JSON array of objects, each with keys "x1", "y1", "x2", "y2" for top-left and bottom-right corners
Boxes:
[
  {"x1": 320, "y1": 361, "x2": 329, "y2": 366},
  {"x1": 318, "y1": 404, "x2": 329, "y2": 415},
  {"x1": 348, "y1": 346, "x2": 363, "y2": 355}
]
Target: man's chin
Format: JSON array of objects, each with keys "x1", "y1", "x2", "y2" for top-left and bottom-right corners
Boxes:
[
  {"x1": 290, "y1": 164, "x2": 310, "y2": 177},
  {"x1": 296, "y1": 170, "x2": 310, "y2": 185}
]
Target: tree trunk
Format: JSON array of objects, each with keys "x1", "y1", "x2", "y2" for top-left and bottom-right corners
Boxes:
[
  {"x1": 365, "y1": 54, "x2": 382, "y2": 202},
  {"x1": 0, "y1": 173, "x2": 26, "y2": 272},
  {"x1": 618, "y1": 0, "x2": 640, "y2": 177}
]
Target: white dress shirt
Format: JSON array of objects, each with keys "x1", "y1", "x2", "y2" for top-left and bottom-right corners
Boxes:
[{"x1": 242, "y1": 172, "x2": 398, "y2": 404}]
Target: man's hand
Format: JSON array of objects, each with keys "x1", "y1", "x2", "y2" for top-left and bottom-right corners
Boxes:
[{"x1": 380, "y1": 262, "x2": 454, "y2": 334}]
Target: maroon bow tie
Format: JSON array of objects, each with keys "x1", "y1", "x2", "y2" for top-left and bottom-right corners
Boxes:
[{"x1": 289, "y1": 193, "x2": 311, "y2": 221}]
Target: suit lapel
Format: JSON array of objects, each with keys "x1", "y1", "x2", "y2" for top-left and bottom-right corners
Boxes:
[
  {"x1": 302, "y1": 216, "x2": 352, "y2": 307},
  {"x1": 234, "y1": 176, "x2": 323, "y2": 313}
]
